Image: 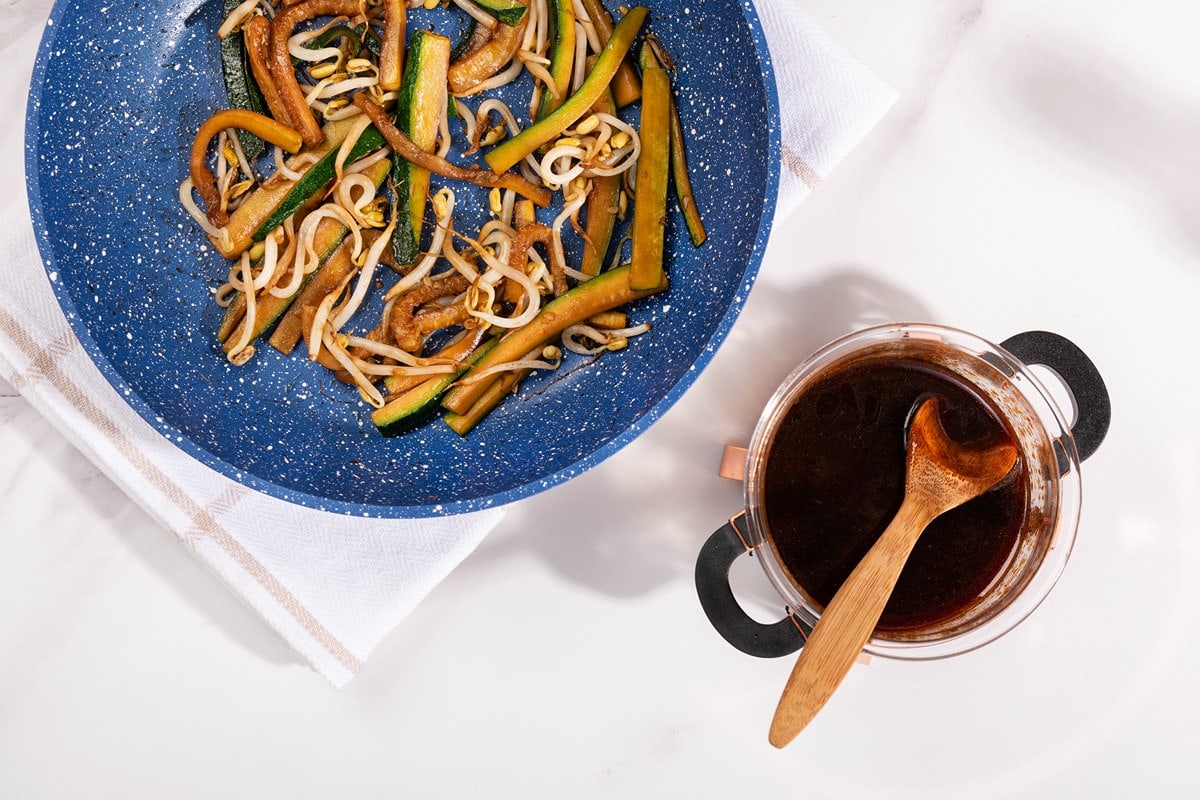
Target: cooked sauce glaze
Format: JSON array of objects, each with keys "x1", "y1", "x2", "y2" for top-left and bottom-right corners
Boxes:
[{"x1": 763, "y1": 356, "x2": 1026, "y2": 632}]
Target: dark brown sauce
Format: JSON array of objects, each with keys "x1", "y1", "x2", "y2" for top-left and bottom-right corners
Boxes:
[{"x1": 762, "y1": 355, "x2": 1026, "y2": 632}]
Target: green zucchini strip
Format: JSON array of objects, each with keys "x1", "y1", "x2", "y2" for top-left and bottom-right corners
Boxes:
[
  {"x1": 443, "y1": 366, "x2": 528, "y2": 435},
  {"x1": 484, "y1": 5, "x2": 647, "y2": 174},
  {"x1": 578, "y1": 0, "x2": 641, "y2": 106},
  {"x1": 442, "y1": 263, "x2": 666, "y2": 413},
  {"x1": 629, "y1": 43, "x2": 671, "y2": 291},
  {"x1": 220, "y1": 0, "x2": 268, "y2": 159},
  {"x1": 223, "y1": 159, "x2": 390, "y2": 354},
  {"x1": 536, "y1": 0, "x2": 576, "y2": 120},
  {"x1": 644, "y1": 37, "x2": 707, "y2": 246},
  {"x1": 251, "y1": 125, "x2": 385, "y2": 242},
  {"x1": 467, "y1": 0, "x2": 528, "y2": 25},
  {"x1": 392, "y1": 30, "x2": 452, "y2": 266},
  {"x1": 373, "y1": 339, "x2": 497, "y2": 435}
]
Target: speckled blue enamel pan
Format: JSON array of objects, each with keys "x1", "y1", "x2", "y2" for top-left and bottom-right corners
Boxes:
[{"x1": 27, "y1": 0, "x2": 780, "y2": 517}]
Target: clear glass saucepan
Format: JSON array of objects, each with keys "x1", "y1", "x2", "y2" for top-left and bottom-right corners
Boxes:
[{"x1": 695, "y1": 324, "x2": 1110, "y2": 661}]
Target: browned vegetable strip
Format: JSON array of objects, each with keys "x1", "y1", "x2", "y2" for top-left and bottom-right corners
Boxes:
[
  {"x1": 442, "y1": 264, "x2": 666, "y2": 413},
  {"x1": 378, "y1": 0, "x2": 406, "y2": 91},
  {"x1": 629, "y1": 46, "x2": 671, "y2": 291},
  {"x1": 448, "y1": 13, "x2": 527, "y2": 95},
  {"x1": 443, "y1": 367, "x2": 529, "y2": 435},
  {"x1": 211, "y1": 116, "x2": 357, "y2": 259},
  {"x1": 503, "y1": 222, "x2": 567, "y2": 306},
  {"x1": 579, "y1": 0, "x2": 641, "y2": 106},
  {"x1": 667, "y1": 92, "x2": 706, "y2": 246},
  {"x1": 268, "y1": 229, "x2": 382, "y2": 354},
  {"x1": 390, "y1": 275, "x2": 472, "y2": 351},
  {"x1": 191, "y1": 109, "x2": 302, "y2": 226},
  {"x1": 269, "y1": 0, "x2": 362, "y2": 148},
  {"x1": 383, "y1": 327, "x2": 487, "y2": 396},
  {"x1": 643, "y1": 38, "x2": 708, "y2": 247},
  {"x1": 581, "y1": 85, "x2": 619, "y2": 276},
  {"x1": 514, "y1": 199, "x2": 536, "y2": 226},
  {"x1": 243, "y1": 15, "x2": 293, "y2": 127},
  {"x1": 502, "y1": 202, "x2": 539, "y2": 303},
  {"x1": 353, "y1": 94, "x2": 552, "y2": 206},
  {"x1": 484, "y1": 6, "x2": 646, "y2": 174}
]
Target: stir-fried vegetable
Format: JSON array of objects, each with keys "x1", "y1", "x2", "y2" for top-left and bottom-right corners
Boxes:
[
  {"x1": 535, "y1": 0, "x2": 576, "y2": 120},
  {"x1": 442, "y1": 263, "x2": 665, "y2": 414},
  {"x1": 392, "y1": 31, "x2": 452, "y2": 265},
  {"x1": 182, "y1": 0, "x2": 705, "y2": 436},
  {"x1": 629, "y1": 42, "x2": 669, "y2": 291},
  {"x1": 355, "y1": 94, "x2": 550, "y2": 205},
  {"x1": 189, "y1": 109, "x2": 302, "y2": 227},
  {"x1": 580, "y1": 84, "x2": 619, "y2": 276},
  {"x1": 578, "y1": 0, "x2": 641, "y2": 106},
  {"x1": 269, "y1": 0, "x2": 364, "y2": 147},
  {"x1": 644, "y1": 35, "x2": 707, "y2": 246},
  {"x1": 466, "y1": 0, "x2": 529, "y2": 26},
  {"x1": 484, "y1": 5, "x2": 646, "y2": 173},
  {"x1": 447, "y1": 14, "x2": 527, "y2": 95},
  {"x1": 378, "y1": 0, "x2": 407, "y2": 92},
  {"x1": 220, "y1": 0, "x2": 270, "y2": 157}
]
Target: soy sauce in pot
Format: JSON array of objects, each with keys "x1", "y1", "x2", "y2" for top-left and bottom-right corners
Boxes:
[{"x1": 762, "y1": 355, "x2": 1027, "y2": 632}]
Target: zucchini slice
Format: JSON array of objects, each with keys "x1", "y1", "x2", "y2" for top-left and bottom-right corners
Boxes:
[
  {"x1": 629, "y1": 43, "x2": 671, "y2": 291},
  {"x1": 220, "y1": 0, "x2": 268, "y2": 159},
  {"x1": 442, "y1": 263, "x2": 666, "y2": 413},
  {"x1": 466, "y1": 0, "x2": 528, "y2": 25},
  {"x1": 372, "y1": 340, "x2": 497, "y2": 435},
  {"x1": 578, "y1": 0, "x2": 641, "y2": 106},
  {"x1": 443, "y1": 366, "x2": 527, "y2": 435},
  {"x1": 252, "y1": 124, "x2": 386, "y2": 241},
  {"x1": 212, "y1": 116, "x2": 362, "y2": 259},
  {"x1": 222, "y1": 159, "x2": 390, "y2": 354},
  {"x1": 535, "y1": 0, "x2": 576, "y2": 120},
  {"x1": 392, "y1": 30, "x2": 452, "y2": 266},
  {"x1": 485, "y1": 6, "x2": 647, "y2": 174}
]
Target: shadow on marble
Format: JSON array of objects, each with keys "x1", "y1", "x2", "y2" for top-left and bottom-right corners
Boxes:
[
  {"x1": 1, "y1": 398, "x2": 298, "y2": 668},
  {"x1": 1010, "y1": 43, "x2": 1200, "y2": 257},
  {"x1": 463, "y1": 268, "x2": 934, "y2": 601}
]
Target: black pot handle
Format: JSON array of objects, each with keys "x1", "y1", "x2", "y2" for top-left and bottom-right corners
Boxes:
[
  {"x1": 695, "y1": 514, "x2": 810, "y2": 658},
  {"x1": 1000, "y1": 331, "x2": 1111, "y2": 462}
]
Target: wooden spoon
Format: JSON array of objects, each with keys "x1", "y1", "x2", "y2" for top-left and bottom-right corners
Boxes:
[{"x1": 768, "y1": 396, "x2": 1019, "y2": 748}]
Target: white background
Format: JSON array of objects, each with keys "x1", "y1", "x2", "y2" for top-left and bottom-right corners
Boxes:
[{"x1": 4, "y1": 0, "x2": 1199, "y2": 797}]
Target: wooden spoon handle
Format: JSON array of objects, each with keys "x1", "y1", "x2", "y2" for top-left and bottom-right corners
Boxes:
[{"x1": 768, "y1": 497, "x2": 935, "y2": 747}]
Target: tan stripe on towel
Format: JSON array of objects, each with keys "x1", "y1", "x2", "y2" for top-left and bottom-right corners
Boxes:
[
  {"x1": 0, "y1": 310, "x2": 362, "y2": 676},
  {"x1": 781, "y1": 145, "x2": 822, "y2": 190}
]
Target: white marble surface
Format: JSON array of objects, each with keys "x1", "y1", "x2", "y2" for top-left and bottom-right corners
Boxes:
[{"x1": 4, "y1": 1, "x2": 1199, "y2": 797}]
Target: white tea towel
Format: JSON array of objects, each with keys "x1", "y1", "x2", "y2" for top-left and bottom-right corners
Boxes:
[
  {"x1": 0, "y1": 0, "x2": 894, "y2": 686},
  {"x1": 759, "y1": 1, "x2": 899, "y2": 215}
]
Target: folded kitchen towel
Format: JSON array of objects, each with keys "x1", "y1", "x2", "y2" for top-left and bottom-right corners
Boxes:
[
  {"x1": 0, "y1": 0, "x2": 895, "y2": 686},
  {"x1": 757, "y1": 0, "x2": 899, "y2": 215}
]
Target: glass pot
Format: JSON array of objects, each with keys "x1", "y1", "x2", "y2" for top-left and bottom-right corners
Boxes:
[{"x1": 695, "y1": 325, "x2": 1110, "y2": 661}]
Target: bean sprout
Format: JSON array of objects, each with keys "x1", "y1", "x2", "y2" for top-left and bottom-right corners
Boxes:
[
  {"x1": 450, "y1": 0, "x2": 499, "y2": 29},
  {"x1": 217, "y1": 0, "x2": 264, "y2": 39},
  {"x1": 331, "y1": 215, "x2": 396, "y2": 330},
  {"x1": 384, "y1": 188, "x2": 457, "y2": 299}
]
